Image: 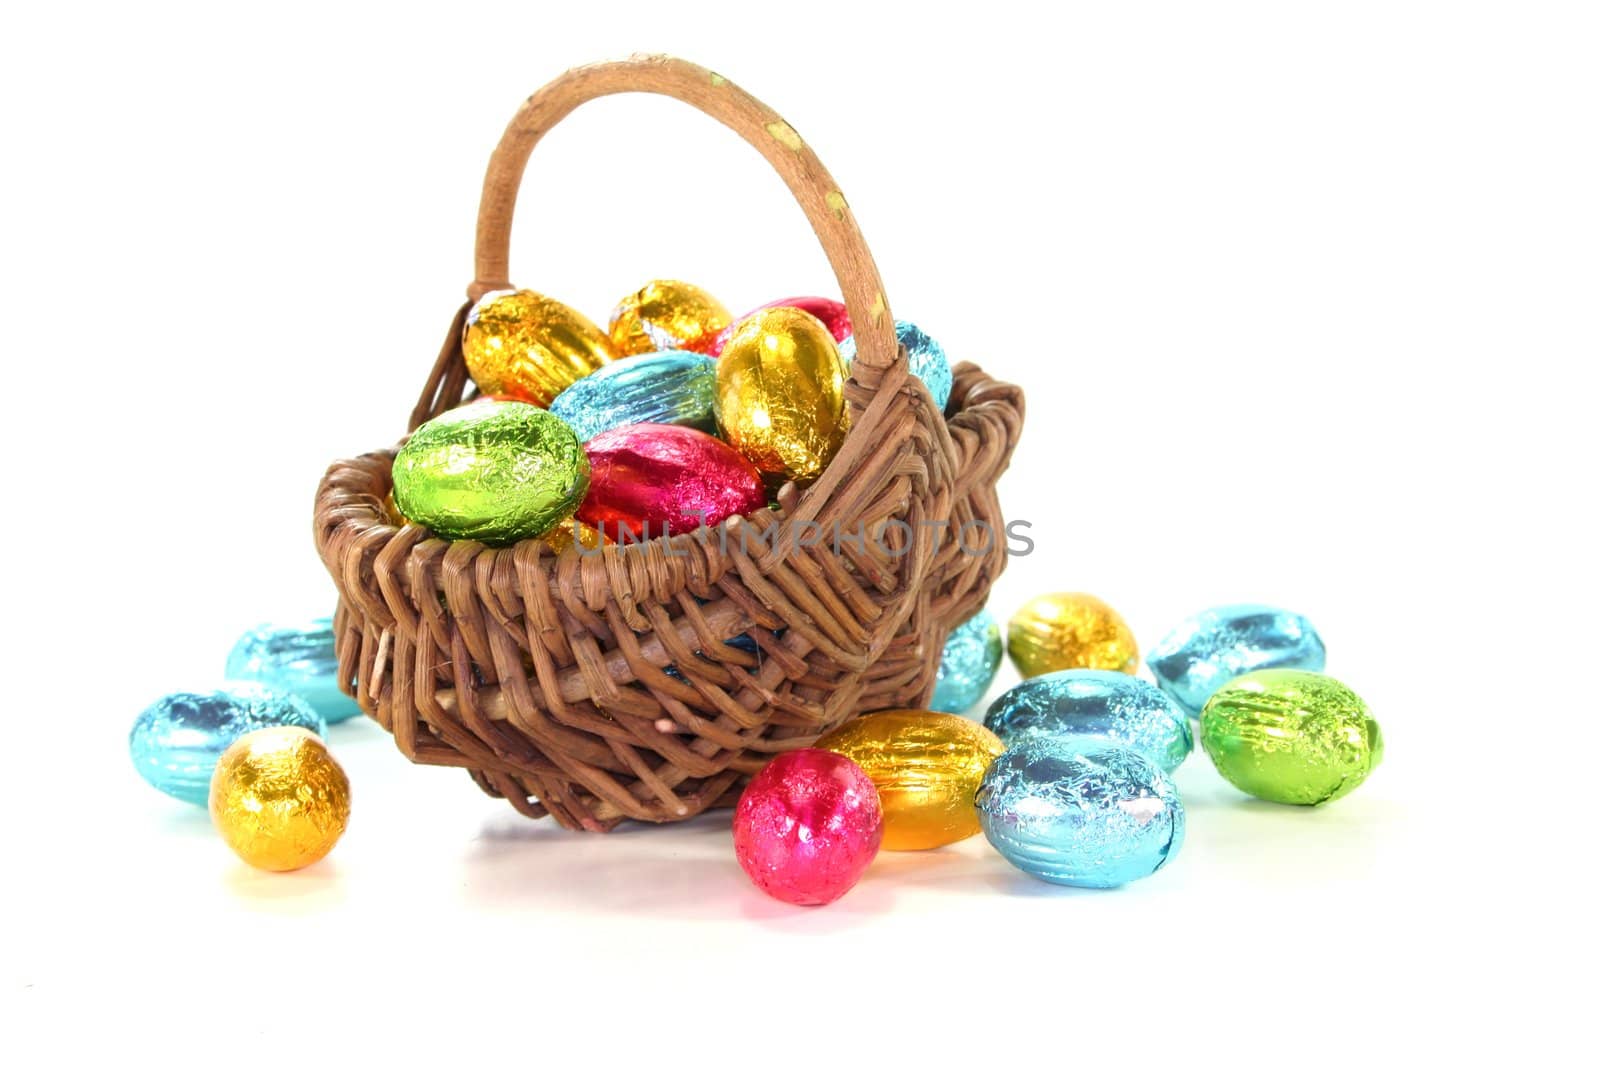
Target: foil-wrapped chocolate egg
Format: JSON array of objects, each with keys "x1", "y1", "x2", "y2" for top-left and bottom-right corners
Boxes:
[
  {"x1": 977, "y1": 738, "x2": 1185, "y2": 888},
  {"x1": 983, "y1": 670, "x2": 1192, "y2": 773},
  {"x1": 840, "y1": 319, "x2": 953, "y2": 411},
  {"x1": 714, "y1": 306, "x2": 849, "y2": 486},
  {"x1": 209, "y1": 727, "x2": 351, "y2": 872},
  {"x1": 577, "y1": 423, "x2": 764, "y2": 542},
  {"x1": 929, "y1": 610, "x2": 1004, "y2": 715},
  {"x1": 548, "y1": 350, "x2": 716, "y2": 441},
  {"x1": 734, "y1": 748, "x2": 883, "y2": 906},
  {"x1": 224, "y1": 618, "x2": 360, "y2": 725},
  {"x1": 1201, "y1": 669, "x2": 1382, "y2": 806},
  {"x1": 392, "y1": 400, "x2": 589, "y2": 545},
  {"x1": 130, "y1": 685, "x2": 325, "y2": 805},
  {"x1": 607, "y1": 279, "x2": 731, "y2": 356},
  {"x1": 462, "y1": 289, "x2": 616, "y2": 406},
  {"x1": 1008, "y1": 592, "x2": 1138, "y2": 678},
  {"x1": 818, "y1": 710, "x2": 1004, "y2": 850},
  {"x1": 1147, "y1": 604, "x2": 1327, "y2": 717},
  {"x1": 540, "y1": 516, "x2": 603, "y2": 554},
  {"x1": 707, "y1": 296, "x2": 852, "y2": 357}
]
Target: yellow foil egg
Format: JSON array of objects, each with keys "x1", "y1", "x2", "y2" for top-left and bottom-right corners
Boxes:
[
  {"x1": 541, "y1": 516, "x2": 603, "y2": 554},
  {"x1": 462, "y1": 289, "x2": 616, "y2": 406},
  {"x1": 1008, "y1": 592, "x2": 1139, "y2": 678},
  {"x1": 817, "y1": 710, "x2": 1005, "y2": 851},
  {"x1": 714, "y1": 306, "x2": 850, "y2": 486},
  {"x1": 608, "y1": 279, "x2": 731, "y2": 356},
  {"x1": 208, "y1": 727, "x2": 351, "y2": 872}
]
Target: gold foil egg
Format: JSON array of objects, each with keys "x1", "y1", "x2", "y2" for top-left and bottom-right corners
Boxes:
[
  {"x1": 462, "y1": 289, "x2": 616, "y2": 406},
  {"x1": 541, "y1": 516, "x2": 603, "y2": 554},
  {"x1": 208, "y1": 727, "x2": 351, "y2": 872},
  {"x1": 714, "y1": 306, "x2": 850, "y2": 486},
  {"x1": 1008, "y1": 592, "x2": 1139, "y2": 678},
  {"x1": 607, "y1": 279, "x2": 731, "y2": 356},
  {"x1": 817, "y1": 710, "x2": 1005, "y2": 851}
]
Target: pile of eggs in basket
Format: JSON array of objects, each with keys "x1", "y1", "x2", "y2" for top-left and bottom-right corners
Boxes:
[{"x1": 389, "y1": 279, "x2": 956, "y2": 548}]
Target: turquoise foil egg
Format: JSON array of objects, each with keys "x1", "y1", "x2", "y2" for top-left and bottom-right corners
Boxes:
[
  {"x1": 930, "y1": 609, "x2": 1003, "y2": 715},
  {"x1": 839, "y1": 320, "x2": 953, "y2": 411},
  {"x1": 983, "y1": 669, "x2": 1192, "y2": 773},
  {"x1": 976, "y1": 738, "x2": 1185, "y2": 888},
  {"x1": 225, "y1": 617, "x2": 361, "y2": 724},
  {"x1": 129, "y1": 684, "x2": 326, "y2": 805},
  {"x1": 1147, "y1": 604, "x2": 1326, "y2": 717},
  {"x1": 548, "y1": 350, "x2": 717, "y2": 441}
]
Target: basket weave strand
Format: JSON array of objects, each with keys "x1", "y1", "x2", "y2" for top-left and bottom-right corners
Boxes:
[{"x1": 314, "y1": 55, "x2": 1024, "y2": 830}]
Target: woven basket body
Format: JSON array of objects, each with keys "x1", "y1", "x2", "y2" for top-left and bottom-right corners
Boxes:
[{"x1": 313, "y1": 56, "x2": 1024, "y2": 830}]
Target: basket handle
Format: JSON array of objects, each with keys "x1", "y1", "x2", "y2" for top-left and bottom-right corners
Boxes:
[{"x1": 470, "y1": 54, "x2": 898, "y2": 374}]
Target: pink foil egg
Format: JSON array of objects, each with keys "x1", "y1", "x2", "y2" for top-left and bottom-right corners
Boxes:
[
  {"x1": 707, "y1": 296, "x2": 853, "y2": 357},
  {"x1": 576, "y1": 423, "x2": 765, "y2": 542},
  {"x1": 733, "y1": 748, "x2": 884, "y2": 906}
]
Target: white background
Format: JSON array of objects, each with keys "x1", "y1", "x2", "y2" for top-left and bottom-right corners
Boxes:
[{"x1": 4, "y1": 1, "x2": 1594, "y2": 1062}]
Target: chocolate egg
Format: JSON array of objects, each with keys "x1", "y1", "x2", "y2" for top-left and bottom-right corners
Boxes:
[
  {"x1": 224, "y1": 618, "x2": 361, "y2": 725},
  {"x1": 707, "y1": 296, "x2": 852, "y2": 357},
  {"x1": 977, "y1": 739, "x2": 1185, "y2": 888},
  {"x1": 462, "y1": 289, "x2": 616, "y2": 406},
  {"x1": 540, "y1": 516, "x2": 603, "y2": 554},
  {"x1": 548, "y1": 350, "x2": 716, "y2": 441},
  {"x1": 840, "y1": 319, "x2": 953, "y2": 411},
  {"x1": 130, "y1": 684, "x2": 326, "y2": 805},
  {"x1": 209, "y1": 727, "x2": 351, "y2": 872},
  {"x1": 1008, "y1": 592, "x2": 1138, "y2": 678},
  {"x1": 392, "y1": 400, "x2": 589, "y2": 545},
  {"x1": 576, "y1": 423, "x2": 764, "y2": 542},
  {"x1": 929, "y1": 610, "x2": 1004, "y2": 716},
  {"x1": 983, "y1": 670, "x2": 1192, "y2": 773},
  {"x1": 714, "y1": 306, "x2": 849, "y2": 485},
  {"x1": 818, "y1": 710, "x2": 1005, "y2": 851},
  {"x1": 734, "y1": 748, "x2": 883, "y2": 906},
  {"x1": 1201, "y1": 669, "x2": 1382, "y2": 806},
  {"x1": 608, "y1": 279, "x2": 731, "y2": 356},
  {"x1": 1147, "y1": 604, "x2": 1327, "y2": 717}
]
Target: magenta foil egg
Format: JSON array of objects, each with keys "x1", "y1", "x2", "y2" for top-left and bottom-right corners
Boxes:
[
  {"x1": 734, "y1": 749, "x2": 884, "y2": 906},
  {"x1": 707, "y1": 296, "x2": 852, "y2": 357},
  {"x1": 576, "y1": 423, "x2": 765, "y2": 542}
]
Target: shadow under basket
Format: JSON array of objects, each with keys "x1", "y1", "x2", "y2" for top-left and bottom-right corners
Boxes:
[{"x1": 312, "y1": 55, "x2": 1025, "y2": 831}]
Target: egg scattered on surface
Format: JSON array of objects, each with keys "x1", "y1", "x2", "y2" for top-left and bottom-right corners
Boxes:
[
  {"x1": 130, "y1": 685, "x2": 325, "y2": 805},
  {"x1": 977, "y1": 738, "x2": 1185, "y2": 888},
  {"x1": 1008, "y1": 592, "x2": 1138, "y2": 678},
  {"x1": 209, "y1": 727, "x2": 351, "y2": 872},
  {"x1": 1201, "y1": 669, "x2": 1382, "y2": 806},
  {"x1": 818, "y1": 710, "x2": 1004, "y2": 851}
]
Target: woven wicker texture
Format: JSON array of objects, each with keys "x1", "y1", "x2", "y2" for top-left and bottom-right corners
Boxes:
[{"x1": 313, "y1": 55, "x2": 1024, "y2": 829}]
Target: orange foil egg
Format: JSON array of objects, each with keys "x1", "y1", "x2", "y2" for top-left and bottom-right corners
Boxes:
[
  {"x1": 462, "y1": 289, "x2": 616, "y2": 407},
  {"x1": 817, "y1": 710, "x2": 1005, "y2": 851},
  {"x1": 607, "y1": 279, "x2": 731, "y2": 356},
  {"x1": 714, "y1": 306, "x2": 850, "y2": 486}
]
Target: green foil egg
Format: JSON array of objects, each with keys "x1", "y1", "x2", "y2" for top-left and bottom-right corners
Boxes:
[
  {"x1": 392, "y1": 400, "x2": 590, "y2": 545},
  {"x1": 1200, "y1": 669, "x2": 1383, "y2": 806}
]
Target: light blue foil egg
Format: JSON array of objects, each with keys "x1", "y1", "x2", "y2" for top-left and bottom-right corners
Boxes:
[
  {"x1": 548, "y1": 350, "x2": 717, "y2": 441},
  {"x1": 129, "y1": 684, "x2": 326, "y2": 805},
  {"x1": 224, "y1": 617, "x2": 361, "y2": 724},
  {"x1": 976, "y1": 739, "x2": 1185, "y2": 888},
  {"x1": 1146, "y1": 604, "x2": 1326, "y2": 717},
  {"x1": 983, "y1": 669, "x2": 1192, "y2": 773},
  {"x1": 839, "y1": 320, "x2": 953, "y2": 411},
  {"x1": 930, "y1": 609, "x2": 1003, "y2": 715}
]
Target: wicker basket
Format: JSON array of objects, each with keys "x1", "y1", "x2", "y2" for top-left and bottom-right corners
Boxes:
[{"x1": 313, "y1": 55, "x2": 1025, "y2": 830}]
